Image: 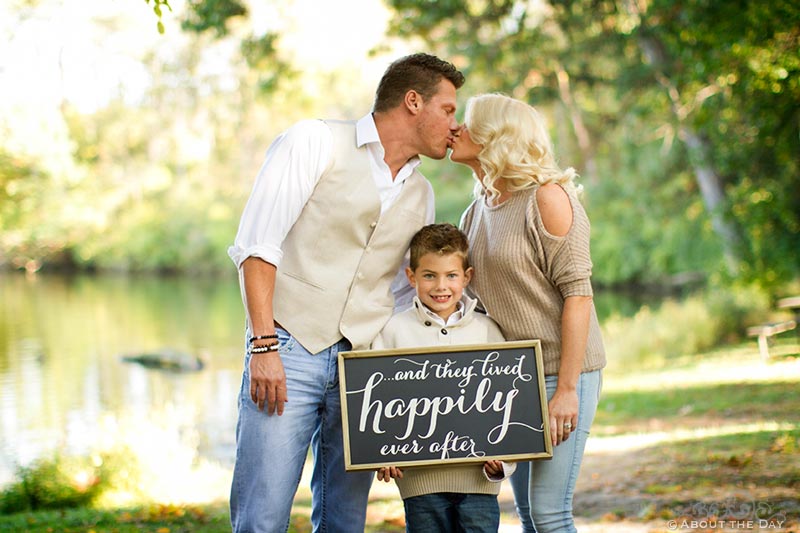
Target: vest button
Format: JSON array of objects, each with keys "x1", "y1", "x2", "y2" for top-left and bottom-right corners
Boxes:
[
  {"x1": 441, "y1": 328, "x2": 448, "y2": 335},
  {"x1": 370, "y1": 221, "x2": 377, "y2": 228},
  {"x1": 424, "y1": 321, "x2": 432, "y2": 327}
]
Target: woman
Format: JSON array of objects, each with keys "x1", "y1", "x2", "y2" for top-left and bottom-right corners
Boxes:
[{"x1": 452, "y1": 93, "x2": 606, "y2": 533}]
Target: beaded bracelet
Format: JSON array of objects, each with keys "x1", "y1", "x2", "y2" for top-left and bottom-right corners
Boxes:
[
  {"x1": 250, "y1": 343, "x2": 279, "y2": 355},
  {"x1": 249, "y1": 334, "x2": 278, "y2": 344}
]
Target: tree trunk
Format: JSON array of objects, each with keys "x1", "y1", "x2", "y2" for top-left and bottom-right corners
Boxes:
[
  {"x1": 632, "y1": 16, "x2": 745, "y2": 273},
  {"x1": 680, "y1": 128, "x2": 743, "y2": 273},
  {"x1": 555, "y1": 68, "x2": 598, "y2": 184}
]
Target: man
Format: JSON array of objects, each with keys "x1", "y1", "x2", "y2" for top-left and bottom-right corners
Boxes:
[{"x1": 227, "y1": 53, "x2": 465, "y2": 533}]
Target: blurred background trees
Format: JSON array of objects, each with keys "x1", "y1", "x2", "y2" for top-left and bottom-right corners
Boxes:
[
  {"x1": 384, "y1": 0, "x2": 799, "y2": 288},
  {"x1": 1, "y1": 0, "x2": 797, "y2": 290}
]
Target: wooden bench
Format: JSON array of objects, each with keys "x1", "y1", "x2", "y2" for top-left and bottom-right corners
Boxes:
[
  {"x1": 747, "y1": 320, "x2": 797, "y2": 359},
  {"x1": 777, "y1": 296, "x2": 800, "y2": 337}
]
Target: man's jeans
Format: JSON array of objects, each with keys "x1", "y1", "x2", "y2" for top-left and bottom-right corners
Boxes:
[
  {"x1": 229, "y1": 328, "x2": 373, "y2": 533},
  {"x1": 509, "y1": 370, "x2": 602, "y2": 533}
]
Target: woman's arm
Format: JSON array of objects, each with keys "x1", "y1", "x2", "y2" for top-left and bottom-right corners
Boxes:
[
  {"x1": 535, "y1": 183, "x2": 592, "y2": 446},
  {"x1": 550, "y1": 295, "x2": 592, "y2": 445}
]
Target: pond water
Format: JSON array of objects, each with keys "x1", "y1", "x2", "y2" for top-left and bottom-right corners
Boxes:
[{"x1": 0, "y1": 272, "x2": 658, "y2": 495}]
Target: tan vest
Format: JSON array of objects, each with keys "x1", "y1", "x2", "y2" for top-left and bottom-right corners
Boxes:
[{"x1": 273, "y1": 120, "x2": 431, "y2": 353}]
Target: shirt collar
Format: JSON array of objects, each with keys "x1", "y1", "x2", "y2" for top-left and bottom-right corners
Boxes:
[
  {"x1": 413, "y1": 295, "x2": 476, "y2": 327},
  {"x1": 356, "y1": 114, "x2": 380, "y2": 147},
  {"x1": 356, "y1": 113, "x2": 422, "y2": 173}
]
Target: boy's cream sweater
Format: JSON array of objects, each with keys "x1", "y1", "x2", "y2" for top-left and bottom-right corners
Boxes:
[{"x1": 372, "y1": 295, "x2": 514, "y2": 499}]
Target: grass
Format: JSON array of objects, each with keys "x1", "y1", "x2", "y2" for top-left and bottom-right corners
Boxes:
[
  {"x1": 573, "y1": 339, "x2": 800, "y2": 531},
  {"x1": 2, "y1": 340, "x2": 798, "y2": 532},
  {"x1": 596, "y1": 381, "x2": 799, "y2": 432},
  {"x1": 0, "y1": 502, "x2": 231, "y2": 532}
]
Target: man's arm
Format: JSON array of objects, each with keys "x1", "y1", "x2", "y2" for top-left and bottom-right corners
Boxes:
[
  {"x1": 230, "y1": 120, "x2": 333, "y2": 415},
  {"x1": 242, "y1": 257, "x2": 287, "y2": 415}
]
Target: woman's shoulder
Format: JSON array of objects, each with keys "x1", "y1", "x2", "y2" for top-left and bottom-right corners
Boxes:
[{"x1": 529, "y1": 182, "x2": 574, "y2": 237}]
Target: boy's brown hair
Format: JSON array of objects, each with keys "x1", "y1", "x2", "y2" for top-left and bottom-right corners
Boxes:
[{"x1": 409, "y1": 223, "x2": 470, "y2": 271}]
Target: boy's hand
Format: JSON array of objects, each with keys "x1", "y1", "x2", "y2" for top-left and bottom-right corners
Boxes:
[
  {"x1": 483, "y1": 460, "x2": 504, "y2": 479},
  {"x1": 376, "y1": 466, "x2": 403, "y2": 482}
]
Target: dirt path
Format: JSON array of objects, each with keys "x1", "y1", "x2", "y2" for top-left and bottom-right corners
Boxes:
[{"x1": 496, "y1": 439, "x2": 799, "y2": 532}]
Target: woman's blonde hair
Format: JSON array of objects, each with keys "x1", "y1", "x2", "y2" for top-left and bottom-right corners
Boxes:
[{"x1": 464, "y1": 93, "x2": 581, "y2": 199}]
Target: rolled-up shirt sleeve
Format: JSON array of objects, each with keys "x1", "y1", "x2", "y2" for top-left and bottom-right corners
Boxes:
[{"x1": 227, "y1": 119, "x2": 333, "y2": 269}]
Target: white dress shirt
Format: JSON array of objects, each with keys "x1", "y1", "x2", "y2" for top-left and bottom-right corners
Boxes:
[
  {"x1": 416, "y1": 296, "x2": 467, "y2": 327},
  {"x1": 228, "y1": 114, "x2": 435, "y2": 307}
]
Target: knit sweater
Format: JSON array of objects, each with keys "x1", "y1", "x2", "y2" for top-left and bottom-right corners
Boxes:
[
  {"x1": 460, "y1": 186, "x2": 606, "y2": 376},
  {"x1": 371, "y1": 296, "x2": 511, "y2": 500}
]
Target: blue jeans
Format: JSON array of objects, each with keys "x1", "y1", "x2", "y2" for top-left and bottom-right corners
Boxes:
[
  {"x1": 509, "y1": 463, "x2": 537, "y2": 532},
  {"x1": 229, "y1": 328, "x2": 373, "y2": 533},
  {"x1": 403, "y1": 492, "x2": 500, "y2": 533},
  {"x1": 510, "y1": 370, "x2": 602, "y2": 533}
]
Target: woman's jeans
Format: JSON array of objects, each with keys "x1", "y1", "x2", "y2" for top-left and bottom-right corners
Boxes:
[
  {"x1": 509, "y1": 370, "x2": 602, "y2": 533},
  {"x1": 403, "y1": 492, "x2": 500, "y2": 533},
  {"x1": 229, "y1": 329, "x2": 373, "y2": 533}
]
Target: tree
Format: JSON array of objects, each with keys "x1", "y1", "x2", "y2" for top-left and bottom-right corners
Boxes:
[{"x1": 383, "y1": 0, "x2": 800, "y2": 286}]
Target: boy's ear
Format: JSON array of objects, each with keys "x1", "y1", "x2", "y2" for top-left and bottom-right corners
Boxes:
[
  {"x1": 464, "y1": 266, "x2": 474, "y2": 285},
  {"x1": 405, "y1": 266, "x2": 417, "y2": 287}
]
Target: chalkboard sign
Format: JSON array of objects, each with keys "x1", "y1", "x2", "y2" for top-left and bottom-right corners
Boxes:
[{"x1": 338, "y1": 340, "x2": 552, "y2": 471}]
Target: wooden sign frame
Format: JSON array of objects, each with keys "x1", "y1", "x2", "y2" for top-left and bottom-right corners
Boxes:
[{"x1": 338, "y1": 340, "x2": 552, "y2": 471}]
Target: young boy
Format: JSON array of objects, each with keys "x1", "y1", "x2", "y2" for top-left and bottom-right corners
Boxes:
[{"x1": 372, "y1": 223, "x2": 515, "y2": 533}]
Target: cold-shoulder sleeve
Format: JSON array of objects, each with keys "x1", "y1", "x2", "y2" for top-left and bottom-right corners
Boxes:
[{"x1": 526, "y1": 188, "x2": 594, "y2": 299}]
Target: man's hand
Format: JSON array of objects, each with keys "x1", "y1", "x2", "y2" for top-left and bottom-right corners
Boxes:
[{"x1": 249, "y1": 352, "x2": 287, "y2": 415}]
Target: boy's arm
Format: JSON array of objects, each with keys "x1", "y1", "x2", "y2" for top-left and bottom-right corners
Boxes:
[{"x1": 484, "y1": 460, "x2": 516, "y2": 481}]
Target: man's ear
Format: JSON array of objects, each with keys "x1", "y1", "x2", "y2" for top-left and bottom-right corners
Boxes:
[
  {"x1": 404, "y1": 90, "x2": 422, "y2": 114},
  {"x1": 405, "y1": 266, "x2": 417, "y2": 287},
  {"x1": 464, "y1": 266, "x2": 474, "y2": 285}
]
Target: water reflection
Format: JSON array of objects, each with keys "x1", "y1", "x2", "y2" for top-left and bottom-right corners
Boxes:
[
  {"x1": 0, "y1": 272, "x2": 660, "y2": 501},
  {"x1": 0, "y1": 272, "x2": 246, "y2": 499}
]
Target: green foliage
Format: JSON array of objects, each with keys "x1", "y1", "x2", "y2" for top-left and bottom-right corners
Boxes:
[
  {"x1": 181, "y1": 0, "x2": 247, "y2": 36},
  {"x1": 383, "y1": 0, "x2": 800, "y2": 288},
  {"x1": 4, "y1": 0, "x2": 797, "y2": 293},
  {"x1": 0, "y1": 150, "x2": 46, "y2": 236},
  {"x1": 601, "y1": 284, "x2": 770, "y2": 370},
  {"x1": 0, "y1": 503, "x2": 231, "y2": 532},
  {"x1": 240, "y1": 33, "x2": 296, "y2": 95},
  {"x1": 0, "y1": 149, "x2": 66, "y2": 270},
  {"x1": 419, "y1": 159, "x2": 475, "y2": 225},
  {"x1": 0, "y1": 455, "x2": 109, "y2": 513},
  {"x1": 144, "y1": 0, "x2": 172, "y2": 34}
]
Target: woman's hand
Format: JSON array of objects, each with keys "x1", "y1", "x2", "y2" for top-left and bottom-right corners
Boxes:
[{"x1": 548, "y1": 387, "x2": 578, "y2": 446}]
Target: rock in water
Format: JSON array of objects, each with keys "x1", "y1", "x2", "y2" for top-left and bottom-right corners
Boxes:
[{"x1": 121, "y1": 349, "x2": 205, "y2": 372}]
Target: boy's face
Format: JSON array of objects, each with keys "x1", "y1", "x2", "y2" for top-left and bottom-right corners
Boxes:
[{"x1": 406, "y1": 252, "x2": 473, "y2": 320}]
